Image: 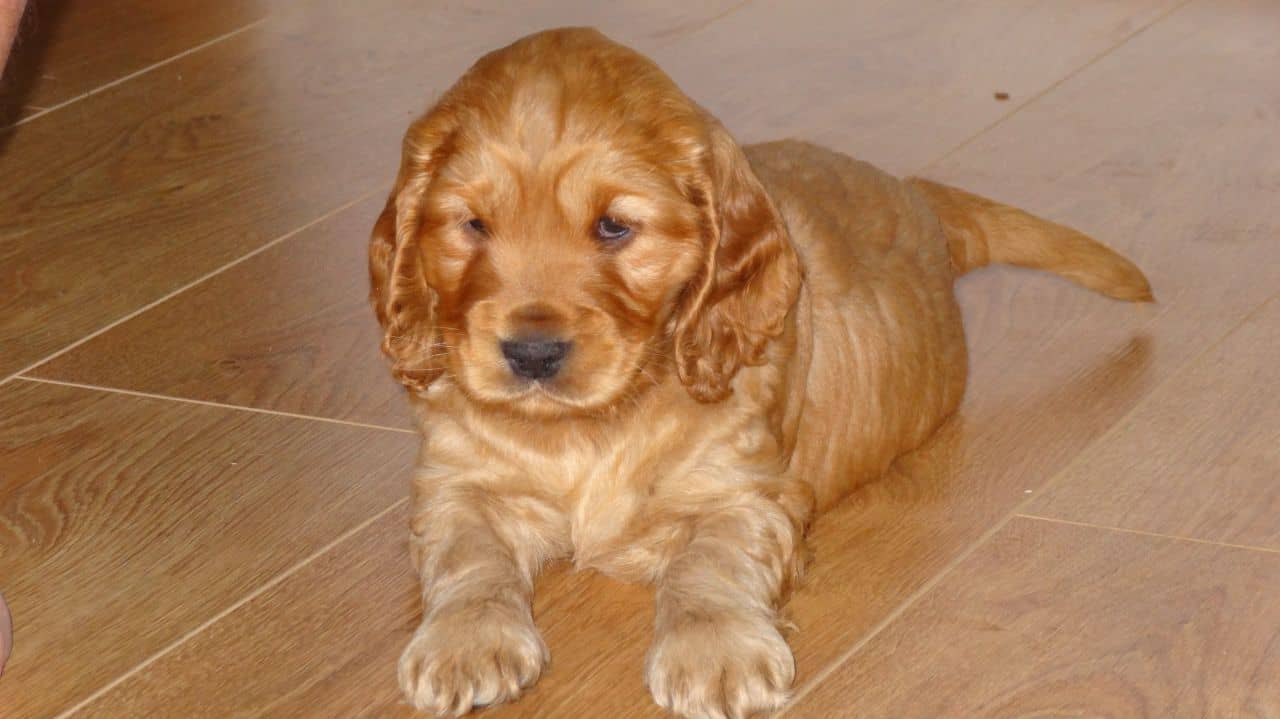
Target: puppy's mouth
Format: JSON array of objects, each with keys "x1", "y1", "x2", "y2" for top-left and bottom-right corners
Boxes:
[
  {"x1": 505, "y1": 379, "x2": 599, "y2": 411},
  {"x1": 448, "y1": 360, "x2": 595, "y2": 412},
  {"x1": 471, "y1": 361, "x2": 643, "y2": 418}
]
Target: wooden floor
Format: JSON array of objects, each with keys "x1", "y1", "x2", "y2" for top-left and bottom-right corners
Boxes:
[{"x1": 2, "y1": 1, "x2": 1277, "y2": 717}]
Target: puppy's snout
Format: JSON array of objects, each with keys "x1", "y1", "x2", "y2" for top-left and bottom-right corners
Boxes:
[{"x1": 501, "y1": 338, "x2": 572, "y2": 380}]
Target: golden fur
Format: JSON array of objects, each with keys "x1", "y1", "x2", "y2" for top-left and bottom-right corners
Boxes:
[{"x1": 368, "y1": 28, "x2": 1152, "y2": 719}]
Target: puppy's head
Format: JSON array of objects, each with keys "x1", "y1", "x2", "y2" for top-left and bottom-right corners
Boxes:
[{"x1": 370, "y1": 28, "x2": 799, "y2": 417}]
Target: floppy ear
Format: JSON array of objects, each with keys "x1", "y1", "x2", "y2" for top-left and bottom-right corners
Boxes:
[
  {"x1": 673, "y1": 122, "x2": 802, "y2": 403},
  {"x1": 369, "y1": 113, "x2": 456, "y2": 393}
]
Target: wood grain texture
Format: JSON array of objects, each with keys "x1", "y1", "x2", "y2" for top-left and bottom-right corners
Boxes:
[
  {"x1": 1026, "y1": 294, "x2": 1280, "y2": 549},
  {"x1": 0, "y1": 12, "x2": 397, "y2": 378},
  {"x1": 7, "y1": 1, "x2": 1280, "y2": 717},
  {"x1": 786, "y1": 517, "x2": 1280, "y2": 718},
  {"x1": 29, "y1": 195, "x2": 412, "y2": 429},
  {"x1": 648, "y1": 0, "x2": 1179, "y2": 175},
  {"x1": 472, "y1": 338, "x2": 1163, "y2": 719},
  {"x1": 15, "y1": 0, "x2": 1179, "y2": 418},
  {"x1": 0, "y1": 0, "x2": 787, "y2": 379},
  {"x1": 71, "y1": 502, "x2": 666, "y2": 719},
  {"x1": 463, "y1": 0, "x2": 1280, "y2": 710},
  {"x1": 26, "y1": 272, "x2": 1175, "y2": 717},
  {"x1": 772, "y1": 0, "x2": 1280, "y2": 694},
  {"x1": 71, "y1": 506, "x2": 422, "y2": 719},
  {"x1": 0, "y1": 0, "x2": 266, "y2": 125},
  {"x1": 0, "y1": 379, "x2": 416, "y2": 718},
  {"x1": 442, "y1": 0, "x2": 1280, "y2": 711}
]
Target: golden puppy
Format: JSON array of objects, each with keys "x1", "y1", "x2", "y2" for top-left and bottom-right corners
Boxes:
[{"x1": 369, "y1": 28, "x2": 1151, "y2": 719}]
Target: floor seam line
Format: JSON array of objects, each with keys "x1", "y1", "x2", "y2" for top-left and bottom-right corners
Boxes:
[
  {"x1": 779, "y1": 250, "x2": 1279, "y2": 713},
  {"x1": 6, "y1": 17, "x2": 270, "y2": 131},
  {"x1": 1015, "y1": 513, "x2": 1280, "y2": 556},
  {"x1": 15, "y1": 376, "x2": 415, "y2": 434},
  {"x1": 0, "y1": 189, "x2": 378, "y2": 388},
  {"x1": 54, "y1": 497, "x2": 409, "y2": 719},
  {"x1": 912, "y1": 0, "x2": 1196, "y2": 176},
  {"x1": 777, "y1": 502, "x2": 1019, "y2": 716}
]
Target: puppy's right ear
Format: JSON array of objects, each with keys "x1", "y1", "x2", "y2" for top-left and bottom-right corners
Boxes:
[
  {"x1": 672, "y1": 119, "x2": 801, "y2": 403},
  {"x1": 369, "y1": 111, "x2": 457, "y2": 393}
]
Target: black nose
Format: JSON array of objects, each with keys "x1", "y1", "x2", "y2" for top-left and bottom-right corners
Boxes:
[{"x1": 500, "y1": 339, "x2": 572, "y2": 380}]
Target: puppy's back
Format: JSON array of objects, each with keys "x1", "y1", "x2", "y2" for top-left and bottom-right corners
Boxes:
[{"x1": 750, "y1": 140, "x2": 968, "y2": 509}]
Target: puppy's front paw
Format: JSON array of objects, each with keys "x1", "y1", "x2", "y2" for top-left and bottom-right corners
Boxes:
[
  {"x1": 645, "y1": 610, "x2": 795, "y2": 719},
  {"x1": 398, "y1": 604, "x2": 548, "y2": 716}
]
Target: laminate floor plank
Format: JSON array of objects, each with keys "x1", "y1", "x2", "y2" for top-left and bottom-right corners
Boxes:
[
  {"x1": 8, "y1": 1, "x2": 1278, "y2": 717},
  {"x1": 28, "y1": 195, "x2": 411, "y2": 430},
  {"x1": 3, "y1": 0, "x2": 754, "y2": 379},
  {"x1": 781, "y1": 0, "x2": 1280, "y2": 704},
  {"x1": 787, "y1": 518, "x2": 1280, "y2": 718},
  {"x1": 0, "y1": 380, "x2": 415, "y2": 718},
  {"x1": 1025, "y1": 294, "x2": 1280, "y2": 550},
  {"x1": 20, "y1": 0, "x2": 1179, "y2": 422},
  {"x1": 0, "y1": 0, "x2": 267, "y2": 125}
]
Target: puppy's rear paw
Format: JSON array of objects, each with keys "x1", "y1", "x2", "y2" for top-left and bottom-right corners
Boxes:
[
  {"x1": 398, "y1": 606, "x2": 548, "y2": 716},
  {"x1": 645, "y1": 611, "x2": 794, "y2": 719}
]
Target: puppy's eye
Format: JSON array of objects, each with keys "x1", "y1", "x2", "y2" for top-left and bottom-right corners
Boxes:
[
  {"x1": 595, "y1": 216, "x2": 632, "y2": 243},
  {"x1": 465, "y1": 218, "x2": 488, "y2": 236}
]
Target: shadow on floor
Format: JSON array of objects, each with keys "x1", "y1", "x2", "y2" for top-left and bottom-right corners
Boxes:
[{"x1": 1, "y1": 0, "x2": 71, "y2": 144}]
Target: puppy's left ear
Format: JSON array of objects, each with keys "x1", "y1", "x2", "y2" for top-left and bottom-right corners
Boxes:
[{"x1": 674, "y1": 123, "x2": 801, "y2": 402}]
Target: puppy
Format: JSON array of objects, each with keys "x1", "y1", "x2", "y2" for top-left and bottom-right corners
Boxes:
[{"x1": 369, "y1": 27, "x2": 1151, "y2": 719}]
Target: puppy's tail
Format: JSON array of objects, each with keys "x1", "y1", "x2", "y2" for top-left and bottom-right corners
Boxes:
[{"x1": 909, "y1": 178, "x2": 1153, "y2": 302}]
